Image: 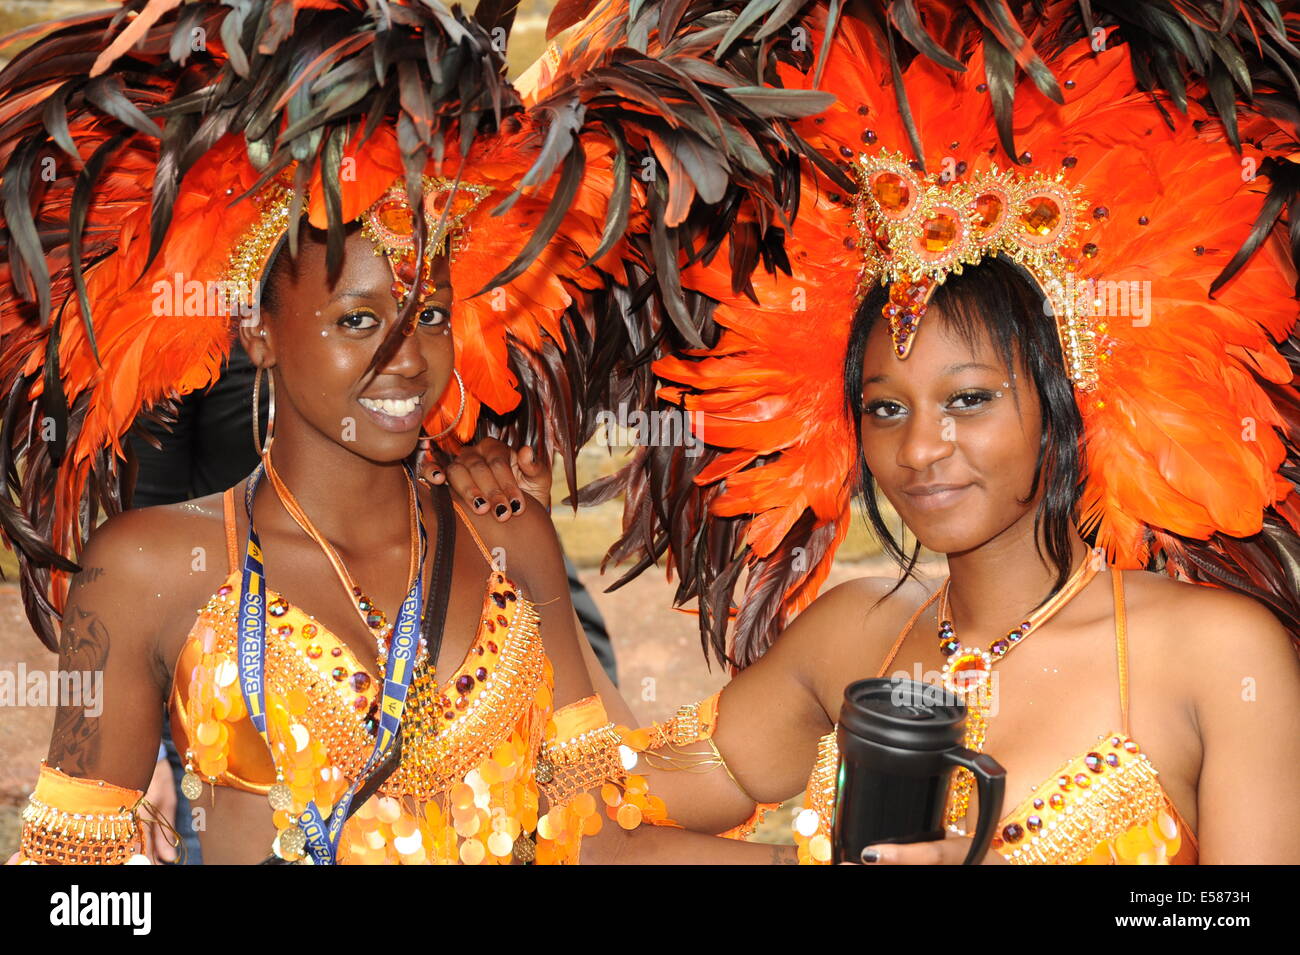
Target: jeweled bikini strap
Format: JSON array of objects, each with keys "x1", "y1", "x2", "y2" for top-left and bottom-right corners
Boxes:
[
  {"x1": 1111, "y1": 566, "x2": 1131, "y2": 738},
  {"x1": 451, "y1": 501, "x2": 495, "y2": 567},
  {"x1": 223, "y1": 486, "x2": 239, "y2": 576}
]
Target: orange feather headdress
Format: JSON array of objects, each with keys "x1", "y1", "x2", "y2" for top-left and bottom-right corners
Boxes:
[
  {"x1": 0, "y1": 0, "x2": 828, "y2": 649},
  {"x1": 608, "y1": 5, "x2": 1300, "y2": 667}
]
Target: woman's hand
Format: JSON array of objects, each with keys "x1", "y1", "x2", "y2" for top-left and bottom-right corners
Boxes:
[
  {"x1": 424, "y1": 438, "x2": 553, "y2": 520},
  {"x1": 856, "y1": 835, "x2": 1008, "y2": 865}
]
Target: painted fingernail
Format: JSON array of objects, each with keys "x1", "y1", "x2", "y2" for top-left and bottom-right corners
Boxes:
[
  {"x1": 495, "y1": 503, "x2": 508, "y2": 517},
  {"x1": 473, "y1": 497, "x2": 487, "y2": 509},
  {"x1": 860, "y1": 848, "x2": 880, "y2": 863},
  {"x1": 510, "y1": 499, "x2": 521, "y2": 513}
]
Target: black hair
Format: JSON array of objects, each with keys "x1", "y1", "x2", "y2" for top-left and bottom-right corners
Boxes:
[{"x1": 842, "y1": 254, "x2": 1086, "y2": 603}]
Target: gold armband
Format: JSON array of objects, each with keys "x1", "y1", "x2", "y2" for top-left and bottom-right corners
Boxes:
[
  {"x1": 532, "y1": 695, "x2": 675, "y2": 864},
  {"x1": 629, "y1": 692, "x2": 781, "y2": 840},
  {"x1": 17, "y1": 764, "x2": 148, "y2": 865}
]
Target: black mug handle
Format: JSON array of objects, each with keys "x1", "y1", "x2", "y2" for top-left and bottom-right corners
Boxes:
[{"x1": 942, "y1": 747, "x2": 1007, "y2": 865}]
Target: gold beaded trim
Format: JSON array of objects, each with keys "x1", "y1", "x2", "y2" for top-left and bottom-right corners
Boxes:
[
  {"x1": 224, "y1": 179, "x2": 295, "y2": 313},
  {"x1": 997, "y1": 736, "x2": 1166, "y2": 865},
  {"x1": 190, "y1": 573, "x2": 545, "y2": 803},
  {"x1": 20, "y1": 796, "x2": 142, "y2": 865},
  {"x1": 658, "y1": 700, "x2": 705, "y2": 747},
  {"x1": 535, "y1": 721, "x2": 626, "y2": 808}
]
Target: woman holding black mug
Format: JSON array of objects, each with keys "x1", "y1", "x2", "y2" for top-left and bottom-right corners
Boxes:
[{"x1": 450, "y1": 9, "x2": 1300, "y2": 865}]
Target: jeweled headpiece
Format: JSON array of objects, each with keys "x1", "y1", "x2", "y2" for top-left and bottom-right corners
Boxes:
[
  {"x1": 225, "y1": 174, "x2": 492, "y2": 316},
  {"x1": 852, "y1": 150, "x2": 1096, "y2": 390}
]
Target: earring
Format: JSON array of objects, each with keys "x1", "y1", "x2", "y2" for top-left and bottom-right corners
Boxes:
[
  {"x1": 429, "y1": 369, "x2": 466, "y2": 440},
  {"x1": 252, "y1": 365, "x2": 276, "y2": 455}
]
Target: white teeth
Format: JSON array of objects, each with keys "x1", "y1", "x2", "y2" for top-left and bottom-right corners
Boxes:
[{"x1": 360, "y1": 395, "x2": 421, "y2": 417}]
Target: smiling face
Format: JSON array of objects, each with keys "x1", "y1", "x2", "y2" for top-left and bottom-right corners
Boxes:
[
  {"x1": 241, "y1": 224, "x2": 455, "y2": 464},
  {"x1": 856, "y1": 300, "x2": 1046, "y2": 557}
]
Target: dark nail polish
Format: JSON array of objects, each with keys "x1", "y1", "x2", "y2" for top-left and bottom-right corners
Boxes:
[
  {"x1": 860, "y1": 848, "x2": 880, "y2": 863},
  {"x1": 473, "y1": 497, "x2": 486, "y2": 509},
  {"x1": 510, "y1": 499, "x2": 521, "y2": 513},
  {"x1": 494, "y1": 503, "x2": 507, "y2": 517}
]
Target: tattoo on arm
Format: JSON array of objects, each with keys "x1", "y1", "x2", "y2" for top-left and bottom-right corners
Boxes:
[
  {"x1": 47, "y1": 603, "x2": 111, "y2": 776},
  {"x1": 770, "y1": 845, "x2": 799, "y2": 865},
  {"x1": 69, "y1": 565, "x2": 104, "y2": 591}
]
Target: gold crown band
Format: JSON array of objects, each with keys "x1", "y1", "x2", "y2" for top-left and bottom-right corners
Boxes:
[{"x1": 851, "y1": 150, "x2": 1099, "y2": 391}]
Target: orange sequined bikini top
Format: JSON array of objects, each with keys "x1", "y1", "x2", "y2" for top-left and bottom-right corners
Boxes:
[
  {"x1": 796, "y1": 568, "x2": 1199, "y2": 865},
  {"x1": 169, "y1": 487, "x2": 549, "y2": 802}
]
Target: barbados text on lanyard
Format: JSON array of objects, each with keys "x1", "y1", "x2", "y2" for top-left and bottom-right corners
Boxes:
[{"x1": 237, "y1": 463, "x2": 426, "y2": 864}]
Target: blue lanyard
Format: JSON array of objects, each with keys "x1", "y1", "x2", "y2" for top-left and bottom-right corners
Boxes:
[{"x1": 237, "y1": 462, "x2": 425, "y2": 864}]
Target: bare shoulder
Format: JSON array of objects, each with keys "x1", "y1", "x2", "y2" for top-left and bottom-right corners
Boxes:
[
  {"x1": 1120, "y1": 569, "x2": 1299, "y2": 690},
  {"x1": 74, "y1": 491, "x2": 232, "y2": 630},
  {"x1": 770, "y1": 572, "x2": 936, "y2": 705}
]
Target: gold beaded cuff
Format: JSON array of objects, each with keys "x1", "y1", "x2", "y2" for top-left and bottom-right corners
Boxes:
[
  {"x1": 18, "y1": 764, "x2": 146, "y2": 865},
  {"x1": 536, "y1": 719, "x2": 627, "y2": 808}
]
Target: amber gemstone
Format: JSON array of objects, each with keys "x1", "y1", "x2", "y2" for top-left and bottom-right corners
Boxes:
[
  {"x1": 331, "y1": 647, "x2": 343, "y2": 657},
  {"x1": 306, "y1": 644, "x2": 322, "y2": 659},
  {"x1": 1058, "y1": 776, "x2": 1073, "y2": 791},
  {"x1": 1110, "y1": 735, "x2": 1122, "y2": 746},
  {"x1": 268, "y1": 598, "x2": 289, "y2": 617},
  {"x1": 974, "y1": 194, "x2": 1003, "y2": 231},
  {"x1": 1074, "y1": 773, "x2": 1091, "y2": 788},
  {"x1": 1026, "y1": 815, "x2": 1043, "y2": 832},
  {"x1": 444, "y1": 711, "x2": 455, "y2": 720},
  {"x1": 366, "y1": 611, "x2": 386, "y2": 629},
  {"x1": 872, "y1": 173, "x2": 911, "y2": 212},
  {"x1": 1001, "y1": 823, "x2": 1024, "y2": 843},
  {"x1": 331, "y1": 667, "x2": 347, "y2": 682},
  {"x1": 1084, "y1": 752, "x2": 1105, "y2": 773},
  {"x1": 1124, "y1": 740, "x2": 1140, "y2": 753},
  {"x1": 217, "y1": 585, "x2": 233, "y2": 596},
  {"x1": 303, "y1": 624, "x2": 318, "y2": 637},
  {"x1": 990, "y1": 639, "x2": 1009, "y2": 657},
  {"x1": 351, "y1": 672, "x2": 371, "y2": 693},
  {"x1": 456, "y1": 675, "x2": 474, "y2": 694},
  {"x1": 1049, "y1": 793, "x2": 1065, "y2": 810},
  {"x1": 1032, "y1": 798, "x2": 1045, "y2": 810},
  {"x1": 940, "y1": 637, "x2": 960, "y2": 656},
  {"x1": 921, "y1": 213, "x2": 958, "y2": 253},
  {"x1": 486, "y1": 620, "x2": 496, "y2": 634},
  {"x1": 1082, "y1": 243, "x2": 1098, "y2": 258},
  {"x1": 496, "y1": 615, "x2": 508, "y2": 627},
  {"x1": 377, "y1": 200, "x2": 414, "y2": 234},
  {"x1": 455, "y1": 696, "x2": 468, "y2": 710},
  {"x1": 353, "y1": 696, "x2": 368, "y2": 710},
  {"x1": 1021, "y1": 197, "x2": 1062, "y2": 236},
  {"x1": 357, "y1": 597, "x2": 372, "y2": 612}
]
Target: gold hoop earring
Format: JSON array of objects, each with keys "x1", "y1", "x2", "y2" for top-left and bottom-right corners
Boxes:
[
  {"x1": 429, "y1": 369, "x2": 466, "y2": 441},
  {"x1": 252, "y1": 366, "x2": 276, "y2": 455}
]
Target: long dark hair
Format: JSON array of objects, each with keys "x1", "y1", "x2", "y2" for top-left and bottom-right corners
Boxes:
[{"x1": 843, "y1": 255, "x2": 1087, "y2": 602}]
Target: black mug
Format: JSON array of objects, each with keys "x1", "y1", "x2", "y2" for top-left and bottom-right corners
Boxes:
[{"x1": 832, "y1": 677, "x2": 1006, "y2": 865}]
